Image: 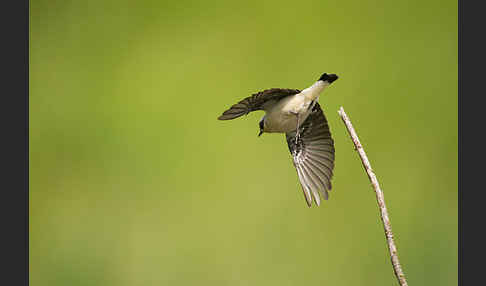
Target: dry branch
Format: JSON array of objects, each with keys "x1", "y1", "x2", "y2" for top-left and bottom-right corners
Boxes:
[{"x1": 338, "y1": 107, "x2": 408, "y2": 286}]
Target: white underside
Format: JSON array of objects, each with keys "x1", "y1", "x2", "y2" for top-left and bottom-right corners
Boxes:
[{"x1": 263, "y1": 80, "x2": 329, "y2": 133}]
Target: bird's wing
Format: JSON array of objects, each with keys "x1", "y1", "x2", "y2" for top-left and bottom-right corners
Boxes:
[
  {"x1": 285, "y1": 103, "x2": 335, "y2": 207},
  {"x1": 217, "y1": 88, "x2": 301, "y2": 120}
]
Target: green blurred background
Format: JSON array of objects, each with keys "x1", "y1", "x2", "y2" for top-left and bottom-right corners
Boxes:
[{"x1": 30, "y1": 0, "x2": 457, "y2": 285}]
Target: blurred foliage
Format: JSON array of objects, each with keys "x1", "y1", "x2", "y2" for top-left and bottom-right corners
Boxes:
[{"x1": 30, "y1": 0, "x2": 457, "y2": 285}]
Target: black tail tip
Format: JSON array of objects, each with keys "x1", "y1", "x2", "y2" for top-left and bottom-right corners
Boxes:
[{"x1": 319, "y1": 73, "x2": 339, "y2": 83}]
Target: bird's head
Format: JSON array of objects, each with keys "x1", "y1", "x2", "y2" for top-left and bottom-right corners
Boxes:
[
  {"x1": 318, "y1": 73, "x2": 339, "y2": 84},
  {"x1": 258, "y1": 116, "x2": 265, "y2": 137}
]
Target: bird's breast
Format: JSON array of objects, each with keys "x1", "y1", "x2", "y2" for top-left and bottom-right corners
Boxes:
[{"x1": 264, "y1": 95, "x2": 314, "y2": 133}]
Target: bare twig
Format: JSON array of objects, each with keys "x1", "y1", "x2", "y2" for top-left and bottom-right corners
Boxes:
[{"x1": 338, "y1": 107, "x2": 408, "y2": 286}]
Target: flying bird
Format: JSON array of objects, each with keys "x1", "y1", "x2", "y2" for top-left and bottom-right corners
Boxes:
[{"x1": 217, "y1": 73, "x2": 338, "y2": 207}]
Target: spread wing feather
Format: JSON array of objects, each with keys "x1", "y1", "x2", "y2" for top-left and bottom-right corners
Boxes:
[
  {"x1": 217, "y1": 88, "x2": 301, "y2": 120},
  {"x1": 286, "y1": 103, "x2": 335, "y2": 207}
]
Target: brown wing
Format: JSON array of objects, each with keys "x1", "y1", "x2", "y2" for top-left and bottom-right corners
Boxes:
[
  {"x1": 286, "y1": 103, "x2": 335, "y2": 207},
  {"x1": 217, "y1": 88, "x2": 301, "y2": 120}
]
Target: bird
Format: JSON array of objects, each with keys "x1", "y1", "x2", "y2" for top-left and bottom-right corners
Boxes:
[{"x1": 217, "y1": 73, "x2": 338, "y2": 207}]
